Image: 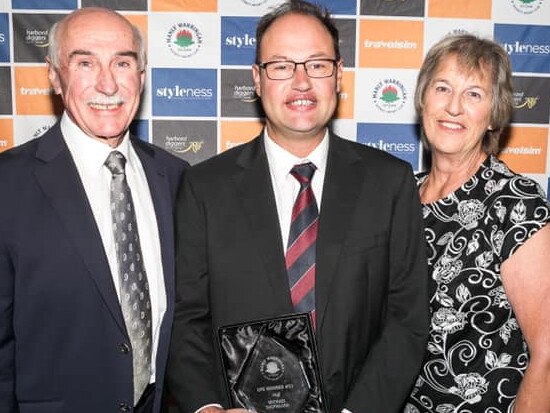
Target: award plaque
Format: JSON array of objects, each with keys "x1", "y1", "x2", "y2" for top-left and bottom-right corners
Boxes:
[{"x1": 218, "y1": 313, "x2": 326, "y2": 413}]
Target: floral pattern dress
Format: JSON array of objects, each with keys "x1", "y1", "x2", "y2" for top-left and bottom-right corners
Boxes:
[{"x1": 404, "y1": 156, "x2": 550, "y2": 413}]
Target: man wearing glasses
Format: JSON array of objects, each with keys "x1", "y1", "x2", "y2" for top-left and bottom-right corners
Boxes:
[{"x1": 166, "y1": 1, "x2": 429, "y2": 412}]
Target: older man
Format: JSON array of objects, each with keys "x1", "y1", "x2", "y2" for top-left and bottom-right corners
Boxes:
[{"x1": 0, "y1": 8, "x2": 188, "y2": 413}]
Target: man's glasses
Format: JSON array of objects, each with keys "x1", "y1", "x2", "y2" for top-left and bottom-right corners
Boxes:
[{"x1": 258, "y1": 59, "x2": 338, "y2": 80}]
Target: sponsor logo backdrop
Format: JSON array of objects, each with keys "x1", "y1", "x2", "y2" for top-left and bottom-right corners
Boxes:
[{"x1": 1, "y1": 0, "x2": 549, "y2": 190}]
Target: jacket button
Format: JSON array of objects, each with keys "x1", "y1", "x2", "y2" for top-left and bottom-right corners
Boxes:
[
  {"x1": 119, "y1": 343, "x2": 130, "y2": 354},
  {"x1": 119, "y1": 402, "x2": 131, "y2": 411}
]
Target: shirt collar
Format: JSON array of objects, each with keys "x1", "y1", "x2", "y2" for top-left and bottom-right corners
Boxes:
[
  {"x1": 61, "y1": 111, "x2": 131, "y2": 175},
  {"x1": 263, "y1": 129, "x2": 329, "y2": 180}
]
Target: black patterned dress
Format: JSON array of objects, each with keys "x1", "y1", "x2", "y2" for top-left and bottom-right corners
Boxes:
[{"x1": 404, "y1": 156, "x2": 550, "y2": 413}]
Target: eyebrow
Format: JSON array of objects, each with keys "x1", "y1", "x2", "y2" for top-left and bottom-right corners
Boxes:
[{"x1": 68, "y1": 49, "x2": 139, "y2": 61}]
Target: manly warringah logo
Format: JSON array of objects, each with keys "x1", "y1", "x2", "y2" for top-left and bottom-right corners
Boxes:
[
  {"x1": 260, "y1": 356, "x2": 285, "y2": 381},
  {"x1": 511, "y1": 0, "x2": 543, "y2": 14},
  {"x1": 166, "y1": 22, "x2": 203, "y2": 58},
  {"x1": 372, "y1": 79, "x2": 407, "y2": 113},
  {"x1": 241, "y1": 0, "x2": 268, "y2": 5}
]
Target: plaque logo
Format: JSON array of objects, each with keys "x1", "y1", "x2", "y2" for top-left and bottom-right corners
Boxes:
[{"x1": 260, "y1": 356, "x2": 285, "y2": 381}]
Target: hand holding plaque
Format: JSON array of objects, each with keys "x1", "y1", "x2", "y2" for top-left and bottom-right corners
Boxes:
[{"x1": 218, "y1": 313, "x2": 326, "y2": 413}]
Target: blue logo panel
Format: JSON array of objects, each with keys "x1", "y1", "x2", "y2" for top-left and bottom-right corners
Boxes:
[
  {"x1": 152, "y1": 68, "x2": 217, "y2": 117},
  {"x1": 0, "y1": 14, "x2": 9, "y2": 62},
  {"x1": 547, "y1": 179, "x2": 550, "y2": 202},
  {"x1": 130, "y1": 119, "x2": 149, "y2": 143},
  {"x1": 357, "y1": 122, "x2": 421, "y2": 171},
  {"x1": 12, "y1": 0, "x2": 77, "y2": 9},
  {"x1": 494, "y1": 24, "x2": 550, "y2": 73},
  {"x1": 221, "y1": 17, "x2": 258, "y2": 66}
]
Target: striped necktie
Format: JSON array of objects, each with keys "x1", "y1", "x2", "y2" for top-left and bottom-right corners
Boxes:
[{"x1": 285, "y1": 162, "x2": 319, "y2": 327}]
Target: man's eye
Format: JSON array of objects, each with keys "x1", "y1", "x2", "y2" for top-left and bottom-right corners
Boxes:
[{"x1": 272, "y1": 63, "x2": 291, "y2": 71}]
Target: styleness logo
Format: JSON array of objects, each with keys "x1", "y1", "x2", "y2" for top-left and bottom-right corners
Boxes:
[
  {"x1": 0, "y1": 32, "x2": 5, "y2": 43},
  {"x1": 363, "y1": 139, "x2": 416, "y2": 153},
  {"x1": 225, "y1": 33, "x2": 256, "y2": 49},
  {"x1": 164, "y1": 135, "x2": 204, "y2": 154},
  {"x1": 156, "y1": 85, "x2": 213, "y2": 100},
  {"x1": 372, "y1": 79, "x2": 407, "y2": 113},
  {"x1": 511, "y1": 0, "x2": 543, "y2": 14},
  {"x1": 25, "y1": 28, "x2": 49, "y2": 48},
  {"x1": 166, "y1": 22, "x2": 203, "y2": 58},
  {"x1": 503, "y1": 41, "x2": 550, "y2": 56},
  {"x1": 513, "y1": 91, "x2": 539, "y2": 109},
  {"x1": 233, "y1": 84, "x2": 257, "y2": 103}
]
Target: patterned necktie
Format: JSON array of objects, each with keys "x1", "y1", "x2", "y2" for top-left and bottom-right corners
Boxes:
[
  {"x1": 285, "y1": 162, "x2": 319, "y2": 328},
  {"x1": 105, "y1": 151, "x2": 152, "y2": 405}
]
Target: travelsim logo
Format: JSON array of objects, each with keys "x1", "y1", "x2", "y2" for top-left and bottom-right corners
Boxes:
[
  {"x1": 499, "y1": 126, "x2": 548, "y2": 174},
  {"x1": 15, "y1": 66, "x2": 62, "y2": 115},
  {"x1": 335, "y1": 71, "x2": 355, "y2": 120},
  {"x1": 359, "y1": 19, "x2": 423, "y2": 69},
  {"x1": 220, "y1": 120, "x2": 263, "y2": 152},
  {"x1": 0, "y1": 118, "x2": 13, "y2": 153}
]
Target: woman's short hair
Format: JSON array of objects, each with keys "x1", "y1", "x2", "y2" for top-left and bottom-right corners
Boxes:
[{"x1": 415, "y1": 33, "x2": 513, "y2": 155}]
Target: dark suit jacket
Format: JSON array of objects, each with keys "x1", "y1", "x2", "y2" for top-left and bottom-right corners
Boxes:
[
  {"x1": 0, "y1": 122, "x2": 188, "y2": 413},
  {"x1": 166, "y1": 133, "x2": 429, "y2": 413}
]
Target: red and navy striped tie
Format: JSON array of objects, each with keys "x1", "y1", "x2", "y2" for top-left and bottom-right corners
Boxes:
[{"x1": 285, "y1": 162, "x2": 318, "y2": 328}]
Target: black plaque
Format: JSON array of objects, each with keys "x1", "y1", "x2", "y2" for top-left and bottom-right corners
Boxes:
[{"x1": 218, "y1": 313, "x2": 326, "y2": 413}]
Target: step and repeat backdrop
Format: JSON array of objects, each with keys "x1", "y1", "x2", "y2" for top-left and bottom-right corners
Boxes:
[{"x1": 0, "y1": 0, "x2": 549, "y2": 196}]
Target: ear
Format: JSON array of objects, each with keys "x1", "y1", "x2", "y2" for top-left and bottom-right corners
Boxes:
[
  {"x1": 252, "y1": 64, "x2": 261, "y2": 98},
  {"x1": 139, "y1": 69, "x2": 146, "y2": 94},
  {"x1": 47, "y1": 60, "x2": 63, "y2": 95}
]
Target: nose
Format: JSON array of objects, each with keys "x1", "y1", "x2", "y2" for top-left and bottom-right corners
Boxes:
[
  {"x1": 95, "y1": 65, "x2": 118, "y2": 95},
  {"x1": 446, "y1": 92, "x2": 463, "y2": 116},
  {"x1": 291, "y1": 63, "x2": 311, "y2": 90}
]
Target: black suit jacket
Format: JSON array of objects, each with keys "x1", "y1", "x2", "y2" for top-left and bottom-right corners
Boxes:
[
  {"x1": 166, "y1": 133, "x2": 429, "y2": 413},
  {"x1": 0, "y1": 122, "x2": 188, "y2": 413}
]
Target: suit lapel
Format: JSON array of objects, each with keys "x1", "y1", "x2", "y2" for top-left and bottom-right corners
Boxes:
[
  {"x1": 233, "y1": 136, "x2": 293, "y2": 309},
  {"x1": 133, "y1": 140, "x2": 174, "y2": 311},
  {"x1": 33, "y1": 124, "x2": 126, "y2": 333},
  {"x1": 315, "y1": 135, "x2": 364, "y2": 331}
]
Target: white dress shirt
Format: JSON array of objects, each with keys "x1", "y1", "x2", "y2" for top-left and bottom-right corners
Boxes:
[
  {"x1": 61, "y1": 112, "x2": 166, "y2": 383},
  {"x1": 263, "y1": 129, "x2": 329, "y2": 252}
]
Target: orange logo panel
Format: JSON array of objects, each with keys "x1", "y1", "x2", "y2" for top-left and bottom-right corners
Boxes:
[
  {"x1": 152, "y1": 0, "x2": 217, "y2": 12},
  {"x1": 499, "y1": 126, "x2": 548, "y2": 174},
  {"x1": 124, "y1": 14, "x2": 148, "y2": 50},
  {"x1": 359, "y1": 19, "x2": 424, "y2": 69},
  {"x1": 335, "y1": 70, "x2": 354, "y2": 120},
  {"x1": 220, "y1": 120, "x2": 263, "y2": 153},
  {"x1": 0, "y1": 118, "x2": 13, "y2": 153},
  {"x1": 15, "y1": 66, "x2": 63, "y2": 116},
  {"x1": 428, "y1": 0, "x2": 492, "y2": 19}
]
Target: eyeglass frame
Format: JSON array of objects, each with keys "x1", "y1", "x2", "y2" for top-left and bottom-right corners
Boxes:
[{"x1": 257, "y1": 58, "x2": 339, "y2": 80}]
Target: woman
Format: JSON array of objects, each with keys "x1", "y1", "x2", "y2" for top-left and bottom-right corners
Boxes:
[{"x1": 404, "y1": 34, "x2": 550, "y2": 413}]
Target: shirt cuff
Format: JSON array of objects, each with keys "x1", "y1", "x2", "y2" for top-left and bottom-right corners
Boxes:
[{"x1": 194, "y1": 403, "x2": 223, "y2": 413}]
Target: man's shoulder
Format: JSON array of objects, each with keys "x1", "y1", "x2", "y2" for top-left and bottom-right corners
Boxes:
[
  {"x1": 0, "y1": 136, "x2": 43, "y2": 171},
  {"x1": 190, "y1": 137, "x2": 260, "y2": 175}
]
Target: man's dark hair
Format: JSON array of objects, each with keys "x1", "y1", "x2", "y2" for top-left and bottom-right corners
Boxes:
[{"x1": 255, "y1": 0, "x2": 340, "y2": 64}]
